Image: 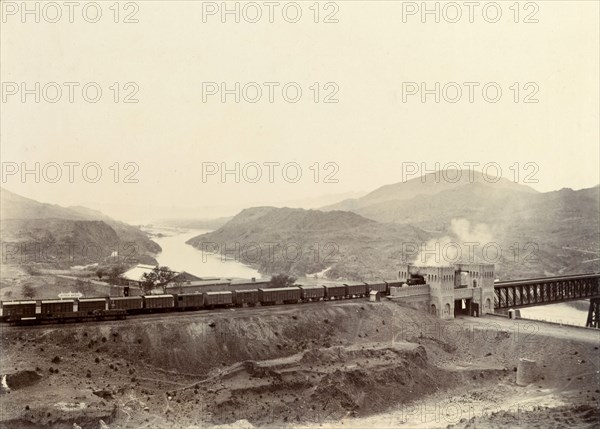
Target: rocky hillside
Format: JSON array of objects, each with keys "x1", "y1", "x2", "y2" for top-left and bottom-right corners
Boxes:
[
  {"x1": 321, "y1": 173, "x2": 599, "y2": 279},
  {"x1": 187, "y1": 177, "x2": 599, "y2": 280},
  {"x1": 0, "y1": 188, "x2": 160, "y2": 268},
  {"x1": 323, "y1": 169, "x2": 538, "y2": 214},
  {"x1": 187, "y1": 207, "x2": 432, "y2": 280},
  {"x1": 2, "y1": 300, "x2": 598, "y2": 428}
]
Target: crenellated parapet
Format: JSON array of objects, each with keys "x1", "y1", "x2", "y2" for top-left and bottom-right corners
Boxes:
[{"x1": 395, "y1": 263, "x2": 495, "y2": 319}]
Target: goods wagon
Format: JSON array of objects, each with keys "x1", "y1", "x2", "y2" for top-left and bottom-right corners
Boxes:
[
  {"x1": 323, "y1": 284, "x2": 346, "y2": 300},
  {"x1": 299, "y1": 285, "x2": 325, "y2": 301},
  {"x1": 78, "y1": 298, "x2": 107, "y2": 314},
  {"x1": 110, "y1": 296, "x2": 143, "y2": 313},
  {"x1": 2, "y1": 301, "x2": 37, "y2": 320},
  {"x1": 233, "y1": 289, "x2": 259, "y2": 307},
  {"x1": 259, "y1": 287, "x2": 301, "y2": 305},
  {"x1": 344, "y1": 282, "x2": 367, "y2": 297},
  {"x1": 174, "y1": 293, "x2": 204, "y2": 310},
  {"x1": 203, "y1": 291, "x2": 233, "y2": 308},
  {"x1": 385, "y1": 280, "x2": 404, "y2": 288},
  {"x1": 41, "y1": 300, "x2": 74, "y2": 315},
  {"x1": 367, "y1": 282, "x2": 388, "y2": 294},
  {"x1": 143, "y1": 295, "x2": 174, "y2": 311}
]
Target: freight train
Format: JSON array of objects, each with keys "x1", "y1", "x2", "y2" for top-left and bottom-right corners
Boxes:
[{"x1": 0, "y1": 281, "x2": 401, "y2": 326}]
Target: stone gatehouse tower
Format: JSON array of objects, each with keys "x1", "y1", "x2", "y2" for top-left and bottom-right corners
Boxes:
[{"x1": 395, "y1": 263, "x2": 495, "y2": 319}]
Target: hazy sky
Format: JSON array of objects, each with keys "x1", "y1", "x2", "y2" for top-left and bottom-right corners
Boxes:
[{"x1": 1, "y1": 1, "x2": 598, "y2": 222}]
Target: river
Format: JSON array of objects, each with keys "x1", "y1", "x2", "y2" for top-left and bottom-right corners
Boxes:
[
  {"x1": 518, "y1": 301, "x2": 590, "y2": 327},
  {"x1": 147, "y1": 227, "x2": 262, "y2": 280}
]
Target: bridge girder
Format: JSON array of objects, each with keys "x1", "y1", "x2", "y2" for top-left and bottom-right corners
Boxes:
[{"x1": 494, "y1": 275, "x2": 600, "y2": 310}]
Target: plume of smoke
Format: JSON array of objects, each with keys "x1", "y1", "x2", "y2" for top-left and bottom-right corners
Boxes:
[{"x1": 413, "y1": 219, "x2": 494, "y2": 267}]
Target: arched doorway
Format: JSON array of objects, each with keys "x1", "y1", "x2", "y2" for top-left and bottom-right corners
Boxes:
[
  {"x1": 485, "y1": 298, "x2": 491, "y2": 311},
  {"x1": 430, "y1": 304, "x2": 437, "y2": 316},
  {"x1": 444, "y1": 303, "x2": 451, "y2": 315}
]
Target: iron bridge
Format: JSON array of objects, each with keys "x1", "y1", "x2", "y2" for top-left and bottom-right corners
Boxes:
[{"x1": 493, "y1": 273, "x2": 600, "y2": 328}]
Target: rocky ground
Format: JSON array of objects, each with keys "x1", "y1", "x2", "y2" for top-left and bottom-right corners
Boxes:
[{"x1": 1, "y1": 300, "x2": 598, "y2": 429}]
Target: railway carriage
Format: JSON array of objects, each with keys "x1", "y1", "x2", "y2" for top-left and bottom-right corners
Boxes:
[
  {"x1": 203, "y1": 291, "x2": 233, "y2": 308},
  {"x1": 40, "y1": 299, "x2": 74, "y2": 316},
  {"x1": 77, "y1": 298, "x2": 107, "y2": 314},
  {"x1": 344, "y1": 282, "x2": 367, "y2": 298},
  {"x1": 1, "y1": 301, "x2": 37, "y2": 322},
  {"x1": 233, "y1": 289, "x2": 260, "y2": 307},
  {"x1": 299, "y1": 285, "x2": 325, "y2": 302},
  {"x1": 174, "y1": 293, "x2": 204, "y2": 310},
  {"x1": 259, "y1": 287, "x2": 301, "y2": 305},
  {"x1": 323, "y1": 284, "x2": 346, "y2": 300},
  {"x1": 385, "y1": 280, "x2": 404, "y2": 288},
  {"x1": 110, "y1": 296, "x2": 144, "y2": 313},
  {"x1": 143, "y1": 295, "x2": 175, "y2": 312},
  {"x1": 366, "y1": 282, "x2": 388, "y2": 295}
]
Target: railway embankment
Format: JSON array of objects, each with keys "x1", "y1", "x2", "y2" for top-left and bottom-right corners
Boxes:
[{"x1": 1, "y1": 300, "x2": 598, "y2": 428}]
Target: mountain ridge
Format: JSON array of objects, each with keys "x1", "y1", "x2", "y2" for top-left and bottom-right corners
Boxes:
[
  {"x1": 187, "y1": 176, "x2": 599, "y2": 280},
  {"x1": 0, "y1": 187, "x2": 160, "y2": 268},
  {"x1": 322, "y1": 170, "x2": 539, "y2": 213}
]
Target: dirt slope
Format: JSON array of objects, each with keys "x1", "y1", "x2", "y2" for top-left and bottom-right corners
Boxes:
[{"x1": 1, "y1": 300, "x2": 598, "y2": 428}]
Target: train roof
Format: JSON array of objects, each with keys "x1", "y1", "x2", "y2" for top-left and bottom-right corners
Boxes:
[
  {"x1": 343, "y1": 282, "x2": 367, "y2": 286},
  {"x1": 41, "y1": 299, "x2": 74, "y2": 303},
  {"x1": 78, "y1": 298, "x2": 107, "y2": 302},
  {"x1": 111, "y1": 296, "x2": 143, "y2": 300},
  {"x1": 234, "y1": 289, "x2": 259, "y2": 293},
  {"x1": 322, "y1": 284, "x2": 345, "y2": 288},
  {"x1": 2, "y1": 300, "x2": 36, "y2": 305},
  {"x1": 144, "y1": 294, "x2": 174, "y2": 299},
  {"x1": 298, "y1": 284, "x2": 325, "y2": 289},
  {"x1": 204, "y1": 291, "x2": 232, "y2": 295},
  {"x1": 259, "y1": 287, "x2": 301, "y2": 292}
]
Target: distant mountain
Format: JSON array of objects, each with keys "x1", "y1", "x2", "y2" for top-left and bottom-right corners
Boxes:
[
  {"x1": 187, "y1": 207, "x2": 432, "y2": 280},
  {"x1": 495, "y1": 186, "x2": 600, "y2": 277},
  {"x1": 66, "y1": 205, "x2": 115, "y2": 222},
  {"x1": 0, "y1": 188, "x2": 160, "y2": 268},
  {"x1": 156, "y1": 216, "x2": 233, "y2": 231},
  {"x1": 186, "y1": 174, "x2": 599, "y2": 281},
  {"x1": 1, "y1": 188, "x2": 92, "y2": 221},
  {"x1": 321, "y1": 173, "x2": 599, "y2": 279},
  {"x1": 153, "y1": 192, "x2": 368, "y2": 229},
  {"x1": 276, "y1": 191, "x2": 368, "y2": 210},
  {"x1": 323, "y1": 170, "x2": 538, "y2": 214}
]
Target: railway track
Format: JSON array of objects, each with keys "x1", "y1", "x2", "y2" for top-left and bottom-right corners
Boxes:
[
  {"x1": 0, "y1": 297, "x2": 370, "y2": 332},
  {"x1": 1, "y1": 282, "x2": 390, "y2": 327}
]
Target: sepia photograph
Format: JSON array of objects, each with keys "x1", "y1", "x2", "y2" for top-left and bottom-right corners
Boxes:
[{"x1": 0, "y1": 1, "x2": 599, "y2": 428}]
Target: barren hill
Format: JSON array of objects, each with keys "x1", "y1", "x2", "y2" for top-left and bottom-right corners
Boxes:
[
  {"x1": 2, "y1": 300, "x2": 598, "y2": 428},
  {"x1": 0, "y1": 187, "x2": 160, "y2": 268},
  {"x1": 187, "y1": 207, "x2": 431, "y2": 280},
  {"x1": 320, "y1": 173, "x2": 599, "y2": 279},
  {"x1": 187, "y1": 178, "x2": 599, "y2": 280},
  {"x1": 323, "y1": 170, "x2": 538, "y2": 214}
]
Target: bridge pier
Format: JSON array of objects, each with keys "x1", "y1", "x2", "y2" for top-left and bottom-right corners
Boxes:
[{"x1": 586, "y1": 298, "x2": 600, "y2": 328}]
